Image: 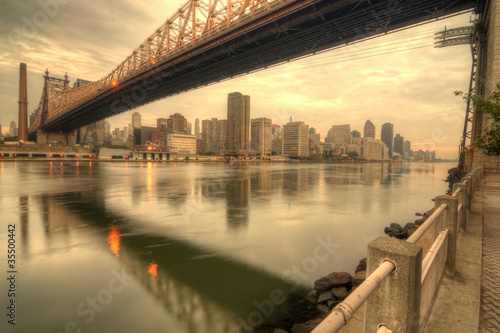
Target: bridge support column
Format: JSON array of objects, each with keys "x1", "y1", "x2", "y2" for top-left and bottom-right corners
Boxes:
[
  {"x1": 36, "y1": 130, "x2": 77, "y2": 146},
  {"x1": 364, "y1": 237, "x2": 422, "y2": 333}
]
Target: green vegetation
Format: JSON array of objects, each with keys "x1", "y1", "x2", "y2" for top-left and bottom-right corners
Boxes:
[
  {"x1": 347, "y1": 151, "x2": 359, "y2": 158},
  {"x1": 456, "y1": 83, "x2": 500, "y2": 155},
  {"x1": 185, "y1": 156, "x2": 190, "y2": 160},
  {"x1": 3, "y1": 136, "x2": 18, "y2": 142}
]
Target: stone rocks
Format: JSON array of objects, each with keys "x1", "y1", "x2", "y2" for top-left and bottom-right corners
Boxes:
[
  {"x1": 317, "y1": 291, "x2": 333, "y2": 303},
  {"x1": 313, "y1": 272, "x2": 353, "y2": 292},
  {"x1": 291, "y1": 324, "x2": 315, "y2": 333},
  {"x1": 273, "y1": 329, "x2": 289, "y2": 333},
  {"x1": 353, "y1": 271, "x2": 366, "y2": 288},
  {"x1": 331, "y1": 286, "x2": 348, "y2": 299},
  {"x1": 355, "y1": 257, "x2": 367, "y2": 273}
]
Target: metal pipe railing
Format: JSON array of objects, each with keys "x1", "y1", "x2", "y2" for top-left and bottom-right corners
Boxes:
[
  {"x1": 377, "y1": 324, "x2": 393, "y2": 333},
  {"x1": 311, "y1": 260, "x2": 396, "y2": 333},
  {"x1": 421, "y1": 229, "x2": 448, "y2": 277},
  {"x1": 451, "y1": 186, "x2": 462, "y2": 197},
  {"x1": 406, "y1": 203, "x2": 448, "y2": 244}
]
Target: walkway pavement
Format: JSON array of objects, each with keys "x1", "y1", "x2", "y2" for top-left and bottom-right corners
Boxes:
[{"x1": 479, "y1": 174, "x2": 500, "y2": 332}]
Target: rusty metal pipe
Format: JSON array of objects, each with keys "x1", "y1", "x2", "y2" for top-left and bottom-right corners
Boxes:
[{"x1": 406, "y1": 203, "x2": 448, "y2": 244}]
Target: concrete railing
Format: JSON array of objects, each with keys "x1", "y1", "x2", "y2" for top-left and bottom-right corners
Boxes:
[{"x1": 312, "y1": 166, "x2": 484, "y2": 333}]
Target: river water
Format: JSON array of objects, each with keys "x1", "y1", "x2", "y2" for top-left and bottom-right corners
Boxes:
[{"x1": 0, "y1": 160, "x2": 454, "y2": 333}]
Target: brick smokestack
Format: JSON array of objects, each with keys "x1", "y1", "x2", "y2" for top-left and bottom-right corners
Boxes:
[{"x1": 18, "y1": 63, "x2": 28, "y2": 142}]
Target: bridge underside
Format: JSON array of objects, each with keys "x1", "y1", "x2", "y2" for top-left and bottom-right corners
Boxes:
[{"x1": 41, "y1": 0, "x2": 480, "y2": 132}]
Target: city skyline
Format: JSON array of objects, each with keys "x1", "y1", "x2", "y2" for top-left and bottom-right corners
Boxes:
[{"x1": 0, "y1": 1, "x2": 474, "y2": 158}]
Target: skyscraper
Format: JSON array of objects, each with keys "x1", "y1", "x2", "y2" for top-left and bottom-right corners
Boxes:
[
  {"x1": 251, "y1": 118, "x2": 272, "y2": 156},
  {"x1": 364, "y1": 120, "x2": 375, "y2": 138},
  {"x1": 394, "y1": 134, "x2": 404, "y2": 156},
  {"x1": 227, "y1": 92, "x2": 250, "y2": 152},
  {"x1": 195, "y1": 118, "x2": 200, "y2": 135},
  {"x1": 10, "y1": 121, "x2": 17, "y2": 137},
  {"x1": 132, "y1": 112, "x2": 141, "y2": 128},
  {"x1": 381, "y1": 123, "x2": 394, "y2": 158},
  {"x1": 403, "y1": 140, "x2": 412, "y2": 158},
  {"x1": 283, "y1": 121, "x2": 309, "y2": 157}
]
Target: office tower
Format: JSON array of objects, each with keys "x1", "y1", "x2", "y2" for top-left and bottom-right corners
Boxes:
[
  {"x1": 73, "y1": 78, "x2": 93, "y2": 89},
  {"x1": 18, "y1": 63, "x2": 28, "y2": 141},
  {"x1": 227, "y1": 92, "x2": 250, "y2": 152},
  {"x1": 364, "y1": 120, "x2": 375, "y2": 138},
  {"x1": 251, "y1": 118, "x2": 272, "y2": 156},
  {"x1": 283, "y1": 121, "x2": 309, "y2": 157},
  {"x1": 381, "y1": 123, "x2": 394, "y2": 158},
  {"x1": 167, "y1": 113, "x2": 187, "y2": 134},
  {"x1": 167, "y1": 134, "x2": 197, "y2": 155},
  {"x1": 195, "y1": 118, "x2": 200, "y2": 136},
  {"x1": 132, "y1": 112, "x2": 141, "y2": 128},
  {"x1": 186, "y1": 122, "x2": 192, "y2": 135},
  {"x1": 351, "y1": 130, "x2": 361, "y2": 138},
  {"x1": 157, "y1": 118, "x2": 168, "y2": 129},
  {"x1": 394, "y1": 134, "x2": 404, "y2": 156},
  {"x1": 326, "y1": 124, "x2": 351, "y2": 146},
  {"x1": 10, "y1": 121, "x2": 17, "y2": 137},
  {"x1": 309, "y1": 127, "x2": 317, "y2": 135},
  {"x1": 403, "y1": 140, "x2": 412, "y2": 157}
]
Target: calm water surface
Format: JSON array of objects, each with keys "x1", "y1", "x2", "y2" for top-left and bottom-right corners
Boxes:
[{"x1": 0, "y1": 161, "x2": 454, "y2": 332}]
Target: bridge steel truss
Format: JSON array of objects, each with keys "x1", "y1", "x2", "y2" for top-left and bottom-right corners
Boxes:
[{"x1": 28, "y1": 0, "x2": 481, "y2": 137}]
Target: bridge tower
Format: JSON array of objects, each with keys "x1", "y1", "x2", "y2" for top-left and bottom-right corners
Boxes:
[
  {"x1": 18, "y1": 63, "x2": 28, "y2": 142},
  {"x1": 32, "y1": 70, "x2": 77, "y2": 146}
]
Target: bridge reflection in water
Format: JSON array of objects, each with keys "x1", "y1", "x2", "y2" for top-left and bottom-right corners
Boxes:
[{"x1": 28, "y1": 189, "x2": 309, "y2": 332}]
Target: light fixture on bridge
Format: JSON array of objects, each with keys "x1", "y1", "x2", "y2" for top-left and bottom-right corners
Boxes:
[
  {"x1": 112, "y1": 81, "x2": 118, "y2": 87},
  {"x1": 151, "y1": 60, "x2": 156, "y2": 65}
]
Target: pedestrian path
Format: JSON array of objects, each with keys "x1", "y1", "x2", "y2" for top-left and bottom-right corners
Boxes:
[{"x1": 479, "y1": 174, "x2": 500, "y2": 332}]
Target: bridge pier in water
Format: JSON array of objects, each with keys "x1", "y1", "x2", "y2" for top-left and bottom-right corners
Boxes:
[{"x1": 36, "y1": 130, "x2": 77, "y2": 146}]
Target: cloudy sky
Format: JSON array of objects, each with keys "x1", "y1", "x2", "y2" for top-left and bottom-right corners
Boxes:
[{"x1": 0, "y1": 0, "x2": 476, "y2": 158}]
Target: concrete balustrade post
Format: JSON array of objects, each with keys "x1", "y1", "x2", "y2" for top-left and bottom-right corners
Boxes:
[
  {"x1": 452, "y1": 183, "x2": 468, "y2": 232},
  {"x1": 433, "y1": 195, "x2": 459, "y2": 275},
  {"x1": 364, "y1": 237, "x2": 422, "y2": 333},
  {"x1": 461, "y1": 176, "x2": 473, "y2": 211}
]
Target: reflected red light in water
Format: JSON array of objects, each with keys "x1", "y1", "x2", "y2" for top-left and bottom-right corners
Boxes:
[
  {"x1": 106, "y1": 225, "x2": 121, "y2": 257},
  {"x1": 148, "y1": 261, "x2": 159, "y2": 281}
]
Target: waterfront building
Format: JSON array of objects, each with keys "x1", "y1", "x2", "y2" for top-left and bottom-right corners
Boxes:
[
  {"x1": 364, "y1": 120, "x2": 375, "y2": 138},
  {"x1": 326, "y1": 124, "x2": 351, "y2": 146},
  {"x1": 283, "y1": 121, "x2": 309, "y2": 157},
  {"x1": 347, "y1": 137, "x2": 390, "y2": 160},
  {"x1": 201, "y1": 118, "x2": 227, "y2": 155},
  {"x1": 394, "y1": 134, "x2": 404, "y2": 156},
  {"x1": 381, "y1": 123, "x2": 394, "y2": 158},
  {"x1": 227, "y1": 92, "x2": 250, "y2": 153},
  {"x1": 251, "y1": 118, "x2": 272, "y2": 156},
  {"x1": 167, "y1": 134, "x2": 197, "y2": 155}
]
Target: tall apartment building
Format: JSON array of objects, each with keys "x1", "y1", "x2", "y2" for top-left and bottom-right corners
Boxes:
[
  {"x1": 283, "y1": 121, "x2": 309, "y2": 157},
  {"x1": 167, "y1": 113, "x2": 188, "y2": 134},
  {"x1": 132, "y1": 112, "x2": 141, "y2": 129},
  {"x1": 251, "y1": 118, "x2": 272, "y2": 156},
  {"x1": 381, "y1": 123, "x2": 394, "y2": 158},
  {"x1": 326, "y1": 124, "x2": 351, "y2": 146},
  {"x1": 227, "y1": 92, "x2": 250, "y2": 152},
  {"x1": 157, "y1": 118, "x2": 168, "y2": 129},
  {"x1": 201, "y1": 118, "x2": 227, "y2": 155},
  {"x1": 394, "y1": 134, "x2": 404, "y2": 156},
  {"x1": 364, "y1": 120, "x2": 375, "y2": 138}
]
